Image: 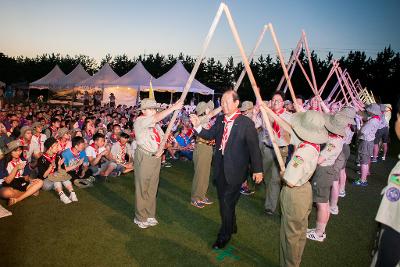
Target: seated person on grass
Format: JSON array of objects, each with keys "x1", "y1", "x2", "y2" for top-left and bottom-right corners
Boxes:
[
  {"x1": 175, "y1": 126, "x2": 194, "y2": 161},
  {"x1": 0, "y1": 140, "x2": 43, "y2": 206},
  {"x1": 62, "y1": 136, "x2": 92, "y2": 185},
  {"x1": 37, "y1": 137, "x2": 77, "y2": 204},
  {"x1": 85, "y1": 133, "x2": 114, "y2": 179},
  {"x1": 109, "y1": 132, "x2": 134, "y2": 176}
]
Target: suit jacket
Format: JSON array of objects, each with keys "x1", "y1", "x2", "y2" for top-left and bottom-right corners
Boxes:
[{"x1": 198, "y1": 114, "x2": 263, "y2": 185}]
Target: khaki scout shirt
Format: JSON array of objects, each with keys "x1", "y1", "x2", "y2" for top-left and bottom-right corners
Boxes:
[
  {"x1": 134, "y1": 115, "x2": 164, "y2": 154},
  {"x1": 319, "y1": 135, "x2": 344, "y2": 167},
  {"x1": 359, "y1": 117, "x2": 380, "y2": 142},
  {"x1": 283, "y1": 141, "x2": 320, "y2": 187},
  {"x1": 376, "y1": 157, "x2": 400, "y2": 233}
]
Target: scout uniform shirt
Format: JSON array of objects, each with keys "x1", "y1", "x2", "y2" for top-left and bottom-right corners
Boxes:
[
  {"x1": 283, "y1": 133, "x2": 320, "y2": 187},
  {"x1": 134, "y1": 115, "x2": 164, "y2": 154},
  {"x1": 111, "y1": 141, "x2": 132, "y2": 164},
  {"x1": 319, "y1": 134, "x2": 344, "y2": 167},
  {"x1": 359, "y1": 116, "x2": 380, "y2": 142},
  {"x1": 343, "y1": 126, "x2": 354, "y2": 145},
  {"x1": 375, "y1": 157, "x2": 400, "y2": 233}
]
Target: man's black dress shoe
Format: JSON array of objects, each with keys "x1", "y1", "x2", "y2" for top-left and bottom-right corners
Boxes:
[{"x1": 212, "y1": 238, "x2": 229, "y2": 249}]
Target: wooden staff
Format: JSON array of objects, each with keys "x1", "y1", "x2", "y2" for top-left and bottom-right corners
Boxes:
[
  {"x1": 268, "y1": 23, "x2": 300, "y2": 112},
  {"x1": 276, "y1": 37, "x2": 303, "y2": 92},
  {"x1": 294, "y1": 56, "x2": 317, "y2": 94},
  {"x1": 334, "y1": 68, "x2": 349, "y2": 105},
  {"x1": 318, "y1": 60, "x2": 339, "y2": 95},
  {"x1": 302, "y1": 30, "x2": 319, "y2": 93},
  {"x1": 155, "y1": 3, "x2": 225, "y2": 156},
  {"x1": 223, "y1": 6, "x2": 286, "y2": 172},
  {"x1": 233, "y1": 24, "x2": 269, "y2": 92},
  {"x1": 326, "y1": 81, "x2": 340, "y2": 102}
]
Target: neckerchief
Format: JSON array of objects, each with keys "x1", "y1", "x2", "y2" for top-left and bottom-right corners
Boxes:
[
  {"x1": 272, "y1": 108, "x2": 285, "y2": 138},
  {"x1": 220, "y1": 110, "x2": 241, "y2": 153}
]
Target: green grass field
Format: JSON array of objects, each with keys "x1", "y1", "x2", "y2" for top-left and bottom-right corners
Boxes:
[{"x1": 0, "y1": 153, "x2": 396, "y2": 267}]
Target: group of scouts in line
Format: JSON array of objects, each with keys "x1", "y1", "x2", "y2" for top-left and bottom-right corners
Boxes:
[{"x1": 133, "y1": 89, "x2": 396, "y2": 267}]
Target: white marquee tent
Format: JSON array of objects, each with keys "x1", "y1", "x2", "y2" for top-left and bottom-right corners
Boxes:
[
  {"x1": 152, "y1": 61, "x2": 214, "y2": 95},
  {"x1": 54, "y1": 64, "x2": 91, "y2": 90},
  {"x1": 29, "y1": 65, "x2": 66, "y2": 89},
  {"x1": 78, "y1": 63, "x2": 119, "y2": 88},
  {"x1": 105, "y1": 61, "x2": 154, "y2": 106}
]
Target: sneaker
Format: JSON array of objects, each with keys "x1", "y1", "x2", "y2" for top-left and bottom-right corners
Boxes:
[
  {"x1": 353, "y1": 179, "x2": 368, "y2": 186},
  {"x1": 371, "y1": 158, "x2": 377, "y2": 163},
  {"x1": 134, "y1": 218, "x2": 150, "y2": 229},
  {"x1": 87, "y1": 176, "x2": 96, "y2": 183},
  {"x1": 265, "y1": 209, "x2": 274, "y2": 216},
  {"x1": 200, "y1": 198, "x2": 214, "y2": 205},
  {"x1": 147, "y1": 218, "x2": 159, "y2": 226},
  {"x1": 381, "y1": 156, "x2": 386, "y2": 161},
  {"x1": 339, "y1": 190, "x2": 346, "y2": 198},
  {"x1": 306, "y1": 230, "x2": 326, "y2": 242},
  {"x1": 191, "y1": 200, "x2": 205, "y2": 209},
  {"x1": 306, "y1": 228, "x2": 327, "y2": 238},
  {"x1": 330, "y1": 206, "x2": 339, "y2": 215},
  {"x1": 60, "y1": 193, "x2": 72, "y2": 204},
  {"x1": 240, "y1": 188, "x2": 255, "y2": 195},
  {"x1": 69, "y1": 192, "x2": 78, "y2": 202}
]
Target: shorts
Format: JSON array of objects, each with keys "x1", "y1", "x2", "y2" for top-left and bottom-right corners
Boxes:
[
  {"x1": 89, "y1": 161, "x2": 113, "y2": 175},
  {"x1": 374, "y1": 127, "x2": 389, "y2": 144},
  {"x1": 334, "y1": 151, "x2": 347, "y2": 173},
  {"x1": 2, "y1": 178, "x2": 29, "y2": 192},
  {"x1": 342, "y1": 144, "x2": 351, "y2": 162},
  {"x1": 312, "y1": 165, "x2": 336, "y2": 203},
  {"x1": 358, "y1": 140, "x2": 374, "y2": 164}
]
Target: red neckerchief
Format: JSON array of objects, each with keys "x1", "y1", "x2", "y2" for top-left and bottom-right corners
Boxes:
[
  {"x1": 310, "y1": 106, "x2": 320, "y2": 112},
  {"x1": 153, "y1": 127, "x2": 161, "y2": 148},
  {"x1": 186, "y1": 128, "x2": 194, "y2": 138},
  {"x1": 19, "y1": 137, "x2": 30, "y2": 158},
  {"x1": 298, "y1": 141, "x2": 320, "y2": 153},
  {"x1": 111, "y1": 133, "x2": 117, "y2": 140},
  {"x1": 328, "y1": 133, "x2": 342, "y2": 139},
  {"x1": 372, "y1": 115, "x2": 380, "y2": 121},
  {"x1": 90, "y1": 143, "x2": 99, "y2": 155},
  {"x1": 70, "y1": 147, "x2": 81, "y2": 172},
  {"x1": 35, "y1": 133, "x2": 43, "y2": 152},
  {"x1": 220, "y1": 110, "x2": 241, "y2": 153},
  {"x1": 118, "y1": 141, "x2": 126, "y2": 163},
  {"x1": 43, "y1": 153, "x2": 56, "y2": 174},
  {"x1": 272, "y1": 108, "x2": 285, "y2": 138},
  {"x1": 58, "y1": 140, "x2": 67, "y2": 152},
  {"x1": 10, "y1": 159, "x2": 22, "y2": 178}
]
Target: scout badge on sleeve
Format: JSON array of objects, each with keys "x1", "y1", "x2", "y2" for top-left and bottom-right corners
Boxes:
[
  {"x1": 292, "y1": 155, "x2": 304, "y2": 168},
  {"x1": 386, "y1": 187, "x2": 400, "y2": 202},
  {"x1": 389, "y1": 174, "x2": 400, "y2": 186}
]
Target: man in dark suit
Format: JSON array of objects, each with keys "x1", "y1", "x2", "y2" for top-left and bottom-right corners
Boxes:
[{"x1": 190, "y1": 90, "x2": 263, "y2": 249}]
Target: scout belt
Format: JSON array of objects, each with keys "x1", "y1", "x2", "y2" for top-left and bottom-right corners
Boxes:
[
  {"x1": 137, "y1": 146, "x2": 156, "y2": 157},
  {"x1": 196, "y1": 137, "x2": 215, "y2": 146}
]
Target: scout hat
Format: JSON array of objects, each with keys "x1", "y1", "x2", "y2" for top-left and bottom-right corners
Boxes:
[
  {"x1": 206, "y1": 100, "x2": 214, "y2": 111},
  {"x1": 291, "y1": 110, "x2": 328, "y2": 144},
  {"x1": 337, "y1": 106, "x2": 356, "y2": 125},
  {"x1": 137, "y1": 98, "x2": 164, "y2": 111},
  {"x1": 19, "y1": 126, "x2": 32, "y2": 138},
  {"x1": 57, "y1": 127, "x2": 70, "y2": 139},
  {"x1": 4, "y1": 140, "x2": 26, "y2": 154},
  {"x1": 31, "y1": 122, "x2": 43, "y2": 134},
  {"x1": 324, "y1": 114, "x2": 347, "y2": 136},
  {"x1": 195, "y1": 102, "x2": 208, "y2": 115},
  {"x1": 366, "y1": 103, "x2": 381, "y2": 116},
  {"x1": 240, "y1": 101, "x2": 254, "y2": 112},
  {"x1": 379, "y1": 104, "x2": 387, "y2": 112}
]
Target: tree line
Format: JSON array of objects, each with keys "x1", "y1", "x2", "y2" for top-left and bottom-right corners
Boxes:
[{"x1": 0, "y1": 47, "x2": 399, "y2": 104}]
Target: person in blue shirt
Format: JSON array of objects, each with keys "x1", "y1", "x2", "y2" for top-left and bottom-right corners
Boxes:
[
  {"x1": 61, "y1": 136, "x2": 92, "y2": 187},
  {"x1": 175, "y1": 127, "x2": 194, "y2": 161}
]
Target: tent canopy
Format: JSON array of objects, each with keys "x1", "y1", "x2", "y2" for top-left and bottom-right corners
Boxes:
[
  {"x1": 29, "y1": 65, "x2": 66, "y2": 89},
  {"x1": 54, "y1": 64, "x2": 91, "y2": 90},
  {"x1": 79, "y1": 63, "x2": 119, "y2": 87},
  {"x1": 108, "y1": 61, "x2": 154, "y2": 89},
  {"x1": 151, "y1": 61, "x2": 214, "y2": 95}
]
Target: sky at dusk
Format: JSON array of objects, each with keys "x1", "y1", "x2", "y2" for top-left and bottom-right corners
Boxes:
[{"x1": 0, "y1": 0, "x2": 399, "y2": 63}]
